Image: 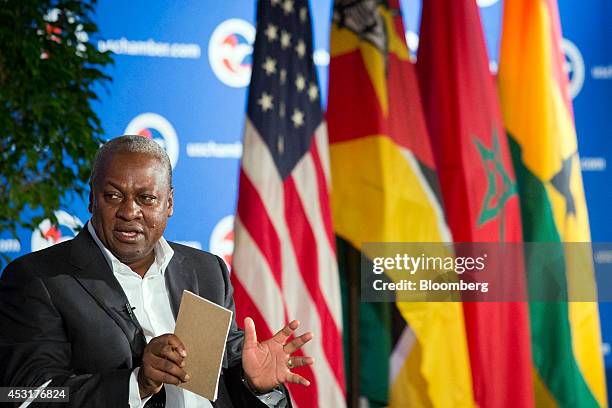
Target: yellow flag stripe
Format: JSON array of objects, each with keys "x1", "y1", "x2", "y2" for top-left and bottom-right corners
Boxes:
[{"x1": 330, "y1": 135, "x2": 476, "y2": 407}]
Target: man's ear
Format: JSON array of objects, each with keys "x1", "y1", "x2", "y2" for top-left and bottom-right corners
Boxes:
[{"x1": 167, "y1": 188, "x2": 174, "y2": 217}]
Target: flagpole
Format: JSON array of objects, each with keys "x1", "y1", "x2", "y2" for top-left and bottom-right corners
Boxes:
[{"x1": 346, "y1": 243, "x2": 360, "y2": 408}]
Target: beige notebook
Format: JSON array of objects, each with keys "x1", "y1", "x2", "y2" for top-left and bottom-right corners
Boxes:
[{"x1": 174, "y1": 290, "x2": 233, "y2": 401}]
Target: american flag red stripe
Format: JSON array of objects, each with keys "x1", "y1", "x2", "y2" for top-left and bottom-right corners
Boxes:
[
  {"x1": 233, "y1": 213, "x2": 286, "y2": 331},
  {"x1": 283, "y1": 176, "x2": 344, "y2": 386},
  {"x1": 309, "y1": 134, "x2": 336, "y2": 250},
  {"x1": 231, "y1": 274, "x2": 275, "y2": 340},
  {"x1": 237, "y1": 169, "x2": 283, "y2": 289}
]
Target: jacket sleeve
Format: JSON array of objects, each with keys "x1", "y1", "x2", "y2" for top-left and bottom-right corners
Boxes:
[
  {"x1": 0, "y1": 259, "x2": 132, "y2": 408},
  {"x1": 215, "y1": 254, "x2": 245, "y2": 368}
]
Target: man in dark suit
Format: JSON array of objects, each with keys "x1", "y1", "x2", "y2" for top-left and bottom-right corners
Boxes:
[{"x1": 0, "y1": 135, "x2": 313, "y2": 407}]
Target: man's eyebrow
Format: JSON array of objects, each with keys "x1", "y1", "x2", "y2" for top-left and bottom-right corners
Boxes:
[
  {"x1": 103, "y1": 178, "x2": 160, "y2": 193},
  {"x1": 104, "y1": 181, "x2": 124, "y2": 191}
]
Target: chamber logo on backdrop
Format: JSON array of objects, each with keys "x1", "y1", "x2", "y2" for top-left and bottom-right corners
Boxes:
[
  {"x1": 476, "y1": 0, "x2": 499, "y2": 7},
  {"x1": 209, "y1": 215, "x2": 235, "y2": 271},
  {"x1": 0, "y1": 238, "x2": 21, "y2": 253},
  {"x1": 208, "y1": 19, "x2": 255, "y2": 88},
  {"x1": 97, "y1": 38, "x2": 201, "y2": 59},
  {"x1": 31, "y1": 210, "x2": 83, "y2": 252},
  {"x1": 404, "y1": 31, "x2": 419, "y2": 59},
  {"x1": 124, "y1": 113, "x2": 180, "y2": 168},
  {"x1": 562, "y1": 38, "x2": 585, "y2": 99}
]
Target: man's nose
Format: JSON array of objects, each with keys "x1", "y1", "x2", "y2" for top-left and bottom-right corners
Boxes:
[{"x1": 116, "y1": 197, "x2": 142, "y2": 220}]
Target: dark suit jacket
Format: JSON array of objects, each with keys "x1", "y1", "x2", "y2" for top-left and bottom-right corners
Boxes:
[{"x1": 0, "y1": 228, "x2": 285, "y2": 407}]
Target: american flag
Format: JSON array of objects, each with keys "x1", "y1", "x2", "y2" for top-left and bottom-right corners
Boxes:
[{"x1": 231, "y1": 0, "x2": 346, "y2": 407}]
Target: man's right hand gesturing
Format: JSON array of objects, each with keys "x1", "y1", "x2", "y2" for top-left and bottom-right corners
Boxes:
[{"x1": 137, "y1": 334, "x2": 191, "y2": 398}]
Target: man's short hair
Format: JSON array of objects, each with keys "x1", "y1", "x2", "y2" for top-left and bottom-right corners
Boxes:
[{"x1": 90, "y1": 135, "x2": 173, "y2": 188}]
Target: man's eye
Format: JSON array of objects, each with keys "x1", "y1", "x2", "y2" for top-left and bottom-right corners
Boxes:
[
  {"x1": 141, "y1": 196, "x2": 156, "y2": 203},
  {"x1": 104, "y1": 193, "x2": 121, "y2": 200}
]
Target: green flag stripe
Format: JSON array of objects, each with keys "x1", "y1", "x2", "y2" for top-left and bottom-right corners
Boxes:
[
  {"x1": 509, "y1": 136, "x2": 599, "y2": 408},
  {"x1": 359, "y1": 301, "x2": 392, "y2": 406}
]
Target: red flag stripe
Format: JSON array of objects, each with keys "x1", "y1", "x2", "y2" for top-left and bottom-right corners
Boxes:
[
  {"x1": 231, "y1": 268, "x2": 275, "y2": 339},
  {"x1": 309, "y1": 128, "x2": 338, "y2": 255},
  {"x1": 283, "y1": 176, "x2": 345, "y2": 391},
  {"x1": 239, "y1": 121, "x2": 285, "y2": 225},
  {"x1": 237, "y1": 169, "x2": 283, "y2": 290},
  {"x1": 291, "y1": 145, "x2": 343, "y2": 328},
  {"x1": 233, "y1": 217, "x2": 286, "y2": 330}
]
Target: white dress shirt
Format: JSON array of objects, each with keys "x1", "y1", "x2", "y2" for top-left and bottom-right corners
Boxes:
[
  {"x1": 87, "y1": 222, "x2": 285, "y2": 408},
  {"x1": 88, "y1": 222, "x2": 211, "y2": 408}
]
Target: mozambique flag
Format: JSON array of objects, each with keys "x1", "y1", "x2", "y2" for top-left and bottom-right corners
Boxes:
[
  {"x1": 328, "y1": 0, "x2": 474, "y2": 406},
  {"x1": 498, "y1": 0, "x2": 607, "y2": 406},
  {"x1": 417, "y1": 0, "x2": 534, "y2": 407}
]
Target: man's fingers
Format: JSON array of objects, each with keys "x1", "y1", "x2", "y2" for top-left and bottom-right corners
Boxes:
[
  {"x1": 285, "y1": 372, "x2": 310, "y2": 387},
  {"x1": 283, "y1": 331, "x2": 313, "y2": 354},
  {"x1": 150, "y1": 334, "x2": 187, "y2": 358},
  {"x1": 157, "y1": 344, "x2": 186, "y2": 367},
  {"x1": 140, "y1": 333, "x2": 190, "y2": 392},
  {"x1": 273, "y1": 319, "x2": 300, "y2": 344},
  {"x1": 244, "y1": 317, "x2": 258, "y2": 347},
  {"x1": 287, "y1": 356, "x2": 314, "y2": 368},
  {"x1": 149, "y1": 354, "x2": 190, "y2": 383},
  {"x1": 145, "y1": 365, "x2": 187, "y2": 386},
  {"x1": 161, "y1": 334, "x2": 187, "y2": 357}
]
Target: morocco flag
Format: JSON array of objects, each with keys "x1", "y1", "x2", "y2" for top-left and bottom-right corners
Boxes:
[{"x1": 417, "y1": 0, "x2": 534, "y2": 406}]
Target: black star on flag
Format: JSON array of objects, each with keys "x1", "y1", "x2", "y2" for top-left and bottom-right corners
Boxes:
[{"x1": 550, "y1": 154, "x2": 577, "y2": 216}]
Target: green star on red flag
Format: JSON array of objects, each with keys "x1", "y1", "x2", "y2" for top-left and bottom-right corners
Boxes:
[{"x1": 474, "y1": 128, "x2": 517, "y2": 231}]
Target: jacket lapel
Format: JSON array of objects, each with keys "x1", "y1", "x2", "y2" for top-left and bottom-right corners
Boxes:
[
  {"x1": 165, "y1": 249, "x2": 199, "y2": 320},
  {"x1": 68, "y1": 227, "x2": 146, "y2": 361}
]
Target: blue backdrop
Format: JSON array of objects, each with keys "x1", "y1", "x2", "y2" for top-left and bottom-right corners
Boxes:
[{"x1": 1, "y1": 0, "x2": 611, "y2": 400}]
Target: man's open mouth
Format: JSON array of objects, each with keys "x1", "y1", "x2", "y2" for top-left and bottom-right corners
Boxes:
[{"x1": 113, "y1": 228, "x2": 144, "y2": 243}]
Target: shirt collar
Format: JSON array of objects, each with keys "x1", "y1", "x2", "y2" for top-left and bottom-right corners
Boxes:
[{"x1": 87, "y1": 220, "x2": 174, "y2": 277}]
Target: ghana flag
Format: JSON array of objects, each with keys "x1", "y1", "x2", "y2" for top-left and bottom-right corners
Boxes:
[
  {"x1": 417, "y1": 0, "x2": 534, "y2": 407},
  {"x1": 328, "y1": 0, "x2": 474, "y2": 406},
  {"x1": 498, "y1": 0, "x2": 607, "y2": 406}
]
